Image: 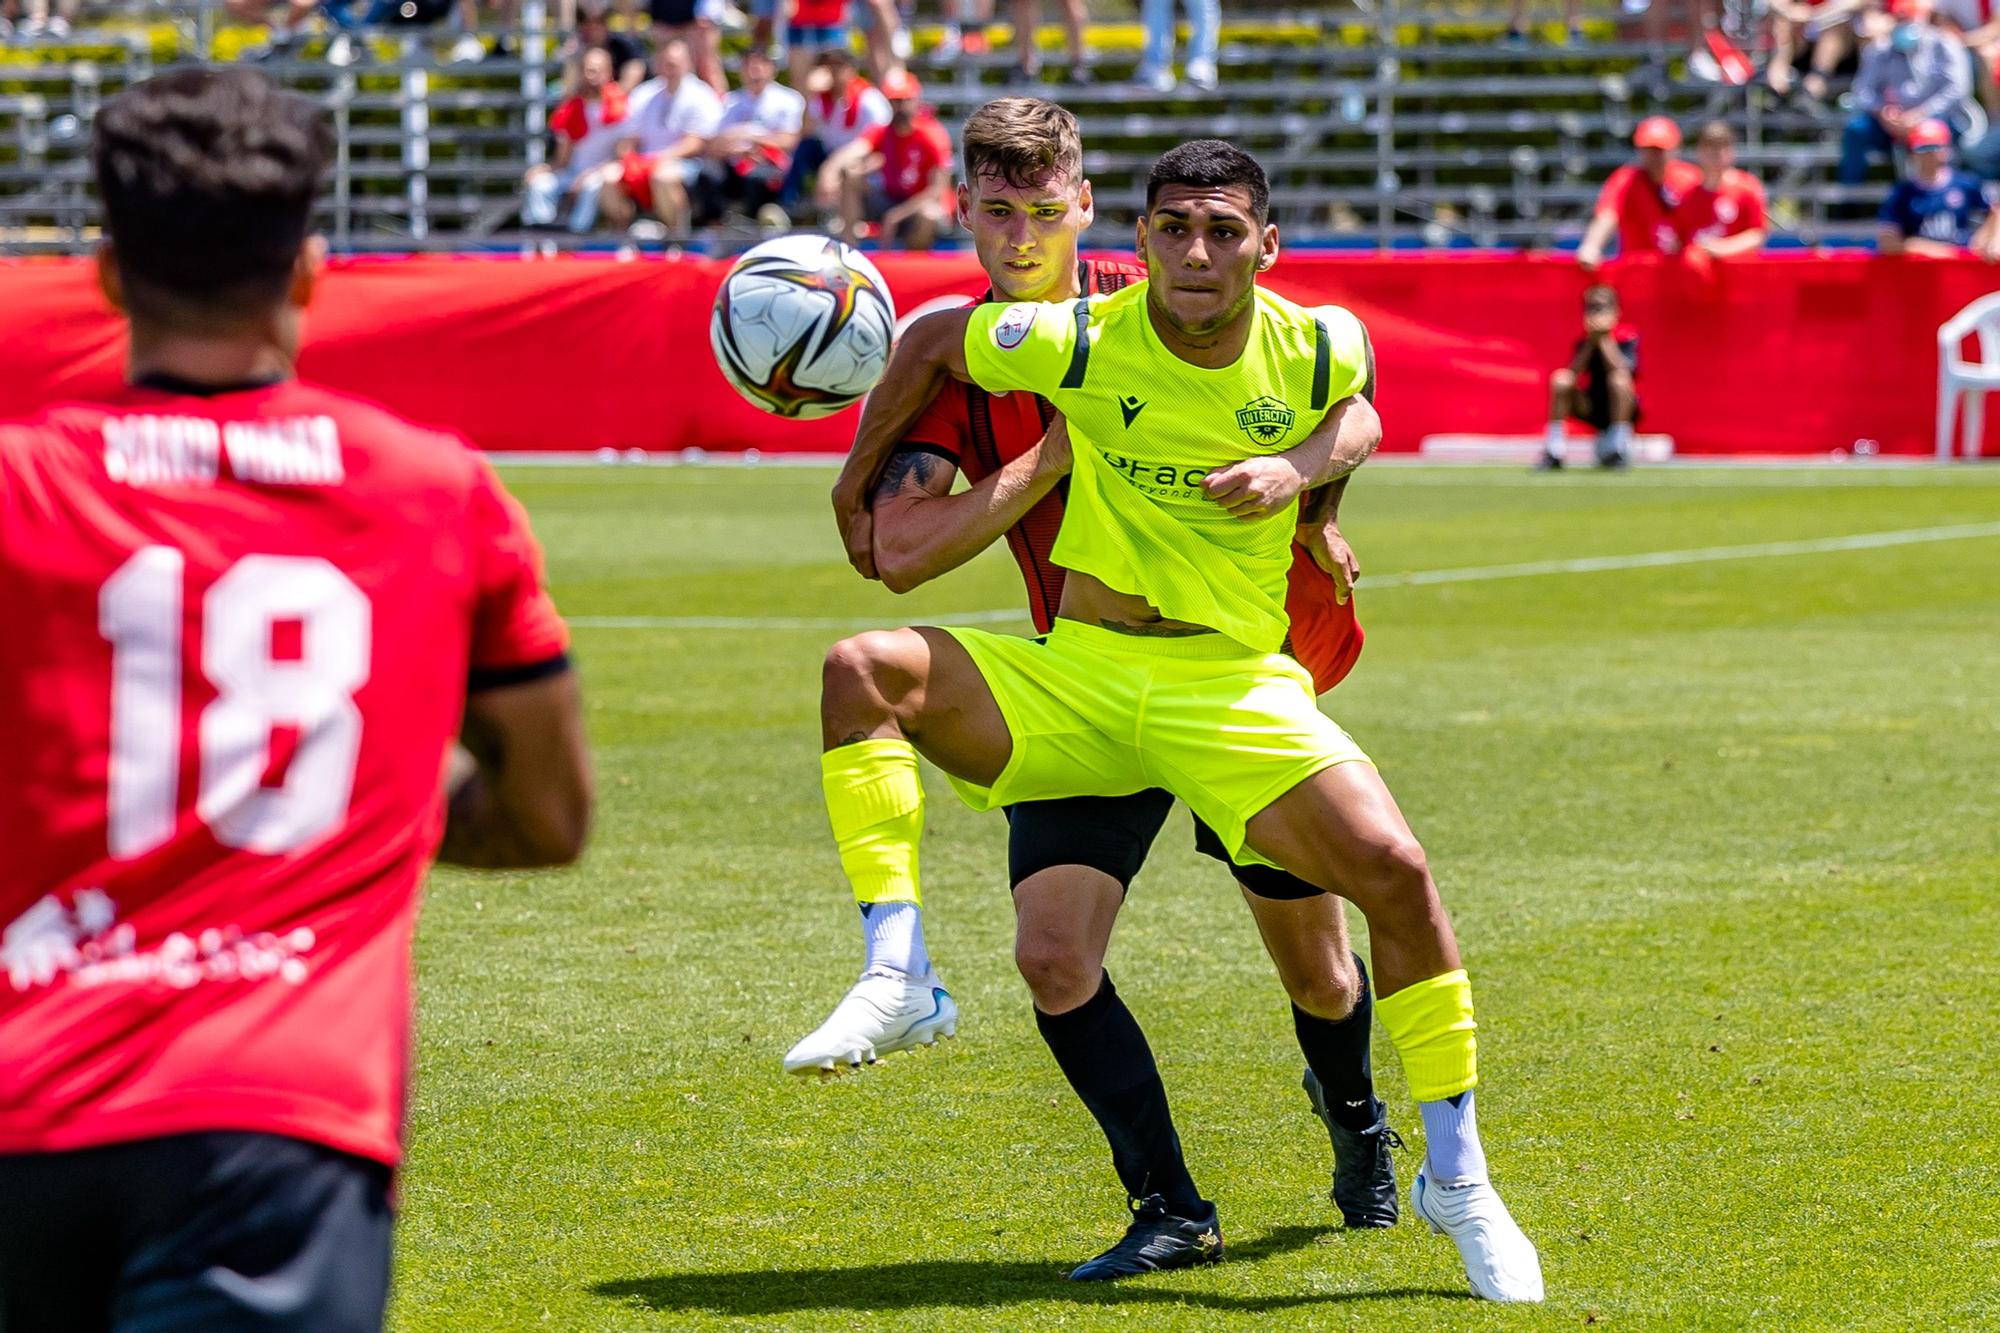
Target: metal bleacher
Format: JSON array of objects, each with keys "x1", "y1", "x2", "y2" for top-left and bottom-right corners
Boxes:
[{"x1": 0, "y1": 1, "x2": 1874, "y2": 253}]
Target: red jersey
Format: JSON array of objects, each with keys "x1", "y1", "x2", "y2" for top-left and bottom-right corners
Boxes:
[
  {"x1": 1673, "y1": 168, "x2": 1767, "y2": 245},
  {"x1": 0, "y1": 377, "x2": 568, "y2": 1168},
  {"x1": 901, "y1": 259, "x2": 1365, "y2": 693},
  {"x1": 862, "y1": 113, "x2": 951, "y2": 203},
  {"x1": 548, "y1": 82, "x2": 629, "y2": 142},
  {"x1": 1595, "y1": 159, "x2": 1705, "y2": 257}
]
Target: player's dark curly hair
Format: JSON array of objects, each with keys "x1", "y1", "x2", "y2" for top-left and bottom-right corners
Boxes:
[
  {"x1": 1146, "y1": 140, "x2": 1270, "y2": 222},
  {"x1": 91, "y1": 67, "x2": 330, "y2": 325}
]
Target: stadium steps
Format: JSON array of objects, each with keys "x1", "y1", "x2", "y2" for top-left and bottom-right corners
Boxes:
[{"x1": 0, "y1": 7, "x2": 1886, "y2": 250}]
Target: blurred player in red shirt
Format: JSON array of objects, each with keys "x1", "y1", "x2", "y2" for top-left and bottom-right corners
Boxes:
[
  {"x1": 1674, "y1": 120, "x2": 1770, "y2": 259},
  {"x1": 0, "y1": 68, "x2": 592, "y2": 1333},
  {"x1": 825, "y1": 69, "x2": 954, "y2": 250},
  {"x1": 791, "y1": 98, "x2": 1402, "y2": 1277},
  {"x1": 1576, "y1": 116, "x2": 1703, "y2": 269}
]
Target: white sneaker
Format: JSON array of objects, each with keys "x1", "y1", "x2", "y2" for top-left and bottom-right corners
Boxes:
[
  {"x1": 448, "y1": 32, "x2": 485, "y2": 63},
  {"x1": 783, "y1": 967, "x2": 957, "y2": 1073},
  {"x1": 1411, "y1": 1169, "x2": 1544, "y2": 1303},
  {"x1": 1183, "y1": 57, "x2": 1218, "y2": 91}
]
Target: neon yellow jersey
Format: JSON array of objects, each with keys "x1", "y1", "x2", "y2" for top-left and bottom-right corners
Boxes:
[{"x1": 963, "y1": 281, "x2": 1368, "y2": 652}]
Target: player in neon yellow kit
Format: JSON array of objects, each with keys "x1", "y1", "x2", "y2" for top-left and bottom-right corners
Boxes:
[{"x1": 820, "y1": 140, "x2": 1542, "y2": 1302}]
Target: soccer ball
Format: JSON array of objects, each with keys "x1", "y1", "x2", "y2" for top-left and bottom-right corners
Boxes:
[{"x1": 709, "y1": 235, "x2": 897, "y2": 419}]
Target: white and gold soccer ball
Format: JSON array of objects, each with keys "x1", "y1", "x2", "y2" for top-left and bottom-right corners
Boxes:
[{"x1": 709, "y1": 234, "x2": 897, "y2": 419}]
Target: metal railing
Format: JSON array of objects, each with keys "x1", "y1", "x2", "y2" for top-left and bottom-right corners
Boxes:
[{"x1": 0, "y1": 2, "x2": 1871, "y2": 252}]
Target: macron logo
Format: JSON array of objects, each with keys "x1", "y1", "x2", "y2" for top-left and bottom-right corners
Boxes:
[{"x1": 1119, "y1": 395, "x2": 1147, "y2": 428}]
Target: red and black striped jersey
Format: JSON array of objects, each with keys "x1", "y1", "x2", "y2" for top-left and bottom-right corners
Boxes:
[{"x1": 898, "y1": 257, "x2": 1364, "y2": 693}]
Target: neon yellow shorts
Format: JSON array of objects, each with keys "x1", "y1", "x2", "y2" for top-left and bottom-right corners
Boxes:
[{"x1": 939, "y1": 619, "x2": 1372, "y2": 866}]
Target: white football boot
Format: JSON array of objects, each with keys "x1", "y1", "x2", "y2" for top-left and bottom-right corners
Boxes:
[
  {"x1": 783, "y1": 967, "x2": 957, "y2": 1073},
  {"x1": 1411, "y1": 1169, "x2": 1545, "y2": 1303}
]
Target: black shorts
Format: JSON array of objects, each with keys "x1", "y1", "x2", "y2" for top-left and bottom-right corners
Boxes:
[
  {"x1": 0, "y1": 1131, "x2": 393, "y2": 1333},
  {"x1": 1006, "y1": 790, "x2": 1327, "y2": 900},
  {"x1": 1571, "y1": 378, "x2": 1641, "y2": 431}
]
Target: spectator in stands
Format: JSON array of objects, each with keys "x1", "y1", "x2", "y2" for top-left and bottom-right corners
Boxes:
[
  {"x1": 1877, "y1": 117, "x2": 2000, "y2": 255},
  {"x1": 522, "y1": 46, "x2": 631, "y2": 232},
  {"x1": 447, "y1": 0, "x2": 521, "y2": 63},
  {"x1": 934, "y1": 0, "x2": 993, "y2": 59},
  {"x1": 1767, "y1": 0, "x2": 1868, "y2": 98},
  {"x1": 856, "y1": 0, "x2": 913, "y2": 83},
  {"x1": 1014, "y1": 0, "x2": 1090, "y2": 85},
  {"x1": 571, "y1": 0, "x2": 648, "y2": 88},
  {"x1": 1934, "y1": 0, "x2": 2000, "y2": 125},
  {"x1": 606, "y1": 35, "x2": 723, "y2": 236},
  {"x1": 826, "y1": 68, "x2": 952, "y2": 248},
  {"x1": 1134, "y1": 0, "x2": 1215, "y2": 91},
  {"x1": 1841, "y1": 0, "x2": 1974, "y2": 184},
  {"x1": 1575, "y1": 117, "x2": 1703, "y2": 268},
  {"x1": 1674, "y1": 121, "x2": 1770, "y2": 256},
  {"x1": 786, "y1": 0, "x2": 851, "y2": 89},
  {"x1": 634, "y1": 0, "x2": 727, "y2": 95},
  {"x1": 781, "y1": 47, "x2": 891, "y2": 218},
  {"x1": 1537, "y1": 284, "x2": 1641, "y2": 471},
  {"x1": 3, "y1": 0, "x2": 77, "y2": 38},
  {"x1": 1507, "y1": 0, "x2": 1582, "y2": 47},
  {"x1": 700, "y1": 47, "x2": 806, "y2": 229}
]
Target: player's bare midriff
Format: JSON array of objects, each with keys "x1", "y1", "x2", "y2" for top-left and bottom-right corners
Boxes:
[{"x1": 1056, "y1": 569, "x2": 1216, "y2": 638}]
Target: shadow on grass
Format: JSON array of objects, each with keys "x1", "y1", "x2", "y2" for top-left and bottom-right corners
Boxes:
[{"x1": 593, "y1": 1225, "x2": 1472, "y2": 1316}]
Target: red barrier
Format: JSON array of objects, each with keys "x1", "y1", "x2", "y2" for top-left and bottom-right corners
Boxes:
[{"x1": 1, "y1": 252, "x2": 1991, "y2": 456}]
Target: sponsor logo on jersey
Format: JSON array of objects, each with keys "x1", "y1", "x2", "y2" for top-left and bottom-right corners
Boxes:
[
  {"x1": 993, "y1": 303, "x2": 1038, "y2": 350},
  {"x1": 1101, "y1": 453, "x2": 1211, "y2": 501},
  {"x1": 1118, "y1": 395, "x2": 1147, "y2": 427},
  {"x1": 1235, "y1": 396, "x2": 1296, "y2": 445}
]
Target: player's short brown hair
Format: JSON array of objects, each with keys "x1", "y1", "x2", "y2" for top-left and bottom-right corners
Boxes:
[
  {"x1": 1696, "y1": 120, "x2": 1735, "y2": 149},
  {"x1": 92, "y1": 67, "x2": 328, "y2": 325},
  {"x1": 961, "y1": 97, "x2": 1083, "y2": 192}
]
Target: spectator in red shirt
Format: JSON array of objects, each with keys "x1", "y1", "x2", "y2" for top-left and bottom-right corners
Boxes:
[
  {"x1": 787, "y1": 0, "x2": 852, "y2": 88},
  {"x1": 522, "y1": 46, "x2": 631, "y2": 233},
  {"x1": 825, "y1": 68, "x2": 952, "y2": 249},
  {"x1": 1538, "y1": 284, "x2": 1641, "y2": 470},
  {"x1": 1575, "y1": 117, "x2": 1704, "y2": 269},
  {"x1": 1674, "y1": 120, "x2": 1770, "y2": 257}
]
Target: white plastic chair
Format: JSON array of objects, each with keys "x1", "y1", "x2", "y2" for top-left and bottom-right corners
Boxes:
[{"x1": 1937, "y1": 292, "x2": 2000, "y2": 459}]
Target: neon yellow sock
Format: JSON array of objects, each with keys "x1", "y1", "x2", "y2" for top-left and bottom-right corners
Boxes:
[
  {"x1": 1376, "y1": 968, "x2": 1478, "y2": 1103},
  {"x1": 820, "y1": 738, "x2": 924, "y2": 906}
]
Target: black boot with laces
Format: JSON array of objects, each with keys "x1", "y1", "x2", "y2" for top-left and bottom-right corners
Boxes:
[{"x1": 1065, "y1": 1194, "x2": 1224, "y2": 1281}]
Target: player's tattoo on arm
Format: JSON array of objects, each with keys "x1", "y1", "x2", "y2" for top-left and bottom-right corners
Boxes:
[
  {"x1": 872, "y1": 448, "x2": 957, "y2": 502},
  {"x1": 1296, "y1": 474, "x2": 1349, "y2": 527}
]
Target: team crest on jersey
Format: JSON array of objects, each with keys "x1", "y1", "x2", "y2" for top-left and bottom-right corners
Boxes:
[
  {"x1": 993, "y1": 303, "x2": 1038, "y2": 350},
  {"x1": 1235, "y1": 396, "x2": 1295, "y2": 445}
]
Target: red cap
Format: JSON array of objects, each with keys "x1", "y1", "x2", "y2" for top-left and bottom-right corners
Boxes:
[
  {"x1": 880, "y1": 68, "x2": 923, "y2": 101},
  {"x1": 1633, "y1": 116, "x2": 1682, "y2": 150},
  {"x1": 1888, "y1": 0, "x2": 1921, "y2": 17},
  {"x1": 1907, "y1": 119, "x2": 1952, "y2": 150}
]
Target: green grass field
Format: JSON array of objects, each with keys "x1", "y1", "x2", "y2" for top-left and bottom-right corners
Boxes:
[{"x1": 394, "y1": 463, "x2": 2000, "y2": 1331}]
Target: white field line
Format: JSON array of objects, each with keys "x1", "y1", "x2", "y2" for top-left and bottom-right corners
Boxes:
[{"x1": 567, "y1": 520, "x2": 2000, "y2": 631}]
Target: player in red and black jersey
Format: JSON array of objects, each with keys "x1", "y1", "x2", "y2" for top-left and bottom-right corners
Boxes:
[
  {"x1": 788, "y1": 98, "x2": 1401, "y2": 1273},
  {"x1": 0, "y1": 69, "x2": 592, "y2": 1333}
]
